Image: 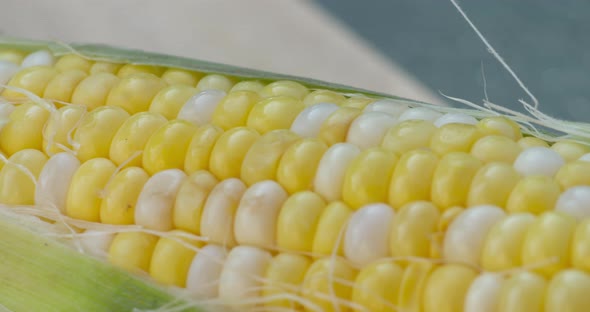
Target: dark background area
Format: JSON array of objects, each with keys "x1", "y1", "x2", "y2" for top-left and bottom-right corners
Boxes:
[{"x1": 316, "y1": 0, "x2": 590, "y2": 122}]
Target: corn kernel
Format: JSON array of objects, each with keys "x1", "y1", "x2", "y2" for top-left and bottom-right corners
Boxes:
[
  {"x1": 0, "y1": 149, "x2": 48, "y2": 205},
  {"x1": 467, "y1": 162, "x2": 521, "y2": 207},
  {"x1": 246, "y1": 96, "x2": 305, "y2": 134},
  {"x1": 505, "y1": 175, "x2": 561, "y2": 214},
  {"x1": 431, "y1": 152, "x2": 482, "y2": 210},
  {"x1": 173, "y1": 170, "x2": 218, "y2": 234},
  {"x1": 545, "y1": 270, "x2": 590, "y2": 312},
  {"x1": 517, "y1": 136, "x2": 549, "y2": 149},
  {"x1": 422, "y1": 265, "x2": 478, "y2": 312},
  {"x1": 117, "y1": 64, "x2": 165, "y2": 78},
  {"x1": 43, "y1": 70, "x2": 88, "y2": 103},
  {"x1": 71, "y1": 72, "x2": 120, "y2": 110},
  {"x1": 149, "y1": 232, "x2": 200, "y2": 287},
  {"x1": 303, "y1": 89, "x2": 345, "y2": 106},
  {"x1": 2, "y1": 66, "x2": 57, "y2": 99},
  {"x1": 149, "y1": 85, "x2": 197, "y2": 120},
  {"x1": 430, "y1": 123, "x2": 481, "y2": 155},
  {"x1": 211, "y1": 90, "x2": 260, "y2": 130},
  {"x1": 551, "y1": 140, "x2": 590, "y2": 162},
  {"x1": 388, "y1": 149, "x2": 439, "y2": 209},
  {"x1": 481, "y1": 213, "x2": 536, "y2": 271},
  {"x1": 344, "y1": 203, "x2": 394, "y2": 266},
  {"x1": 352, "y1": 260, "x2": 403, "y2": 312},
  {"x1": 55, "y1": 54, "x2": 94, "y2": 73},
  {"x1": 277, "y1": 138, "x2": 327, "y2": 194},
  {"x1": 195, "y1": 74, "x2": 235, "y2": 92},
  {"x1": 381, "y1": 119, "x2": 437, "y2": 155},
  {"x1": 0, "y1": 102, "x2": 51, "y2": 156},
  {"x1": 106, "y1": 73, "x2": 167, "y2": 114},
  {"x1": 555, "y1": 160, "x2": 590, "y2": 189},
  {"x1": 142, "y1": 120, "x2": 197, "y2": 175},
  {"x1": 497, "y1": 271, "x2": 546, "y2": 312},
  {"x1": 161, "y1": 68, "x2": 203, "y2": 86},
  {"x1": 312, "y1": 201, "x2": 352, "y2": 257},
  {"x1": 571, "y1": 220, "x2": 590, "y2": 272},
  {"x1": 209, "y1": 127, "x2": 260, "y2": 179},
  {"x1": 277, "y1": 191, "x2": 326, "y2": 252},
  {"x1": 318, "y1": 106, "x2": 362, "y2": 146},
  {"x1": 184, "y1": 124, "x2": 224, "y2": 174},
  {"x1": 89, "y1": 61, "x2": 123, "y2": 75},
  {"x1": 108, "y1": 232, "x2": 159, "y2": 273},
  {"x1": 135, "y1": 169, "x2": 186, "y2": 231},
  {"x1": 230, "y1": 80, "x2": 265, "y2": 93},
  {"x1": 471, "y1": 135, "x2": 521, "y2": 163},
  {"x1": 390, "y1": 201, "x2": 440, "y2": 258},
  {"x1": 302, "y1": 257, "x2": 357, "y2": 312},
  {"x1": 42, "y1": 105, "x2": 86, "y2": 155},
  {"x1": 200, "y1": 178, "x2": 247, "y2": 246},
  {"x1": 477, "y1": 116, "x2": 522, "y2": 140},
  {"x1": 263, "y1": 253, "x2": 311, "y2": 309},
  {"x1": 99, "y1": 166, "x2": 149, "y2": 225}
]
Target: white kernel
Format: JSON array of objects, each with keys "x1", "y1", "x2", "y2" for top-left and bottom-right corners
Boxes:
[
  {"x1": 434, "y1": 112, "x2": 478, "y2": 127},
  {"x1": 398, "y1": 107, "x2": 443, "y2": 122},
  {"x1": 0, "y1": 102, "x2": 15, "y2": 130},
  {"x1": 134, "y1": 169, "x2": 186, "y2": 231},
  {"x1": 79, "y1": 230, "x2": 114, "y2": 259},
  {"x1": 177, "y1": 90, "x2": 226, "y2": 126},
  {"x1": 555, "y1": 186, "x2": 590, "y2": 219},
  {"x1": 313, "y1": 143, "x2": 361, "y2": 201},
  {"x1": 0, "y1": 60, "x2": 19, "y2": 86},
  {"x1": 364, "y1": 99, "x2": 409, "y2": 118},
  {"x1": 464, "y1": 273, "x2": 504, "y2": 312},
  {"x1": 346, "y1": 111, "x2": 398, "y2": 149},
  {"x1": 35, "y1": 152, "x2": 80, "y2": 213},
  {"x1": 200, "y1": 178, "x2": 247, "y2": 246},
  {"x1": 344, "y1": 203, "x2": 395, "y2": 267},
  {"x1": 186, "y1": 244, "x2": 228, "y2": 298},
  {"x1": 444, "y1": 205, "x2": 506, "y2": 266},
  {"x1": 218, "y1": 246, "x2": 272, "y2": 301},
  {"x1": 21, "y1": 50, "x2": 55, "y2": 68},
  {"x1": 513, "y1": 146, "x2": 565, "y2": 177},
  {"x1": 290, "y1": 103, "x2": 339, "y2": 138}
]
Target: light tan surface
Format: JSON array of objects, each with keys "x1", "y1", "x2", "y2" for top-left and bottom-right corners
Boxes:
[{"x1": 0, "y1": 0, "x2": 443, "y2": 104}]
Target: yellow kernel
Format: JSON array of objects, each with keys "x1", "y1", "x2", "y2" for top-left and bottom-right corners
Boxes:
[
  {"x1": 277, "y1": 191, "x2": 326, "y2": 252},
  {"x1": 551, "y1": 140, "x2": 590, "y2": 162},
  {"x1": 470, "y1": 135, "x2": 521, "y2": 163},
  {"x1": 318, "y1": 106, "x2": 362, "y2": 146},
  {"x1": 545, "y1": 269, "x2": 590, "y2": 312},
  {"x1": 246, "y1": 96, "x2": 305, "y2": 134},
  {"x1": 277, "y1": 138, "x2": 327, "y2": 194},
  {"x1": 55, "y1": 54, "x2": 94, "y2": 73},
  {"x1": 207, "y1": 128, "x2": 260, "y2": 180},
  {"x1": 572, "y1": 220, "x2": 590, "y2": 272},
  {"x1": 430, "y1": 206, "x2": 464, "y2": 258},
  {"x1": 43, "y1": 70, "x2": 88, "y2": 104},
  {"x1": 422, "y1": 264, "x2": 478, "y2": 312},
  {"x1": 341, "y1": 96, "x2": 374, "y2": 109},
  {"x1": 71, "y1": 72, "x2": 120, "y2": 110},
  {"x1": 555, "y1": 160, "x2": 590, "y2": 189},
  {"x1": 481, "y1": 213, "x2": 536, "y2": 271},
  {"x1": 173, "y1": 170, "x2": 218, "y2": 234},
  {"x1": 99, "y1": 166, "x2": 149, "y2": 224},
  {"x1": 66, "y1": 158, "x2": 117, "y2": 222},
  {"x1": 517, "y1": 136, "x2": 550, "y2": 149},
  {"x1": 506, "y1": 175, "x2": 561, "y2": 214},
  {"x1": 431, "y1": 152, "x2": 482, "y2": 210},
  {"x1": 161, "y1": 68, "x2": 203, "y2": 86},
  {"x1": 477, "y1": 116, "x2": 522, "y2": 140},
  {"x1": 149, "y1": 85, "x2": 198, "y2": 120},
  {"x1": 467, "y1": 162, "x2": 521, "y2": 207},
  {"x1": 381, "y1": 119, "x2": 437, "y2": 155},
  {"x1": 195, "y1": 74, "x2": 235, "y2": 92},
  {"x1": 230, "y1": 80, "x2": 265, "y2": 93},
  {"x1": 117, "y1": 64, "x2": 165, "y2": 78},
  {"x1": 388, "y1": 149, "x2": 439, "y2": 209},
  {"x1": 149, "y1": 232, "x2": 200, "y2": 287},
  {"x1": 0, "y1": 49, "x2": 26, "y2": 64},
  {"x1": 211, "y1": 90, "x2": 260, "y2": 130},
  {"x1": 142, "y1": 119, "x2": 197, "y2": 175},
  {"x1": 263, "y1": 253, "x2": 312, "y2": 310},
  {"x1": 497, "y1": 271, "x2": 547, "y2": 312},
  {"x1": 109, "y1": 112, "x2": 167, "y2": 168},
  {"x1": 260, "y1": 80, "x2": 309, "y2": 100},
  {"x1": 398, "y1": 261, "x2": 435, "y2": 312},
  {"x1": 73, "y1": 105, "x2": 130, "y2": 162},
  {"x1": 241, "y1": 129, "x2": 299, "y2": 186},
  {"x1": 342, "y1": 147, "x2": 398, "y2": 209},
  {"x1": 89, "y1": 61, "x2": 123, "y2": 74},
  {"x1": 0, "y1": 102, "x2": 51, "y2": 156},
  {"x1": 184, "y1": 124, "x2": 224, "y2": 174},
  {"x1": 106, "y1": 73, "x2": 167, "y2": 114},
  {"x1": 430, "y1": 123, "x2": 481, "y2": 155},
  {"x1": 303, "y1": 89, "x2": 346, "y2": 106},
  {"x1": 311, "y1": 201, "x2": 352, "y2": 257},
  {"x1": 0, "y1": 149, "x2": 48, "y2": 205},
  {"x1": 302, "y1": 257, "x2": 357, "y2": 312},
  {"x1": 352, "y1": 260, "x2": 403, "y2": 312},
  {"x1": 42, "y1": 105, "x2": 86, "y2": 155},
  {"x1": 2, "y1": 66, "x2": 58, "y2": 99},
  {"x1": 108, "y1": 232, "x2": 158, "y2": 273},
  {"x1": 521, "y1": 211, "x2": 577, "y2": 277},
  {"x1": 389, "y1": 201, "x2": 440, "y2": 258}
]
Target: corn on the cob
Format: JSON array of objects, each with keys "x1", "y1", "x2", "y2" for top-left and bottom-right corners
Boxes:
[{"x1": 2, "y1": 39, "x2": 590, "y2": 312}]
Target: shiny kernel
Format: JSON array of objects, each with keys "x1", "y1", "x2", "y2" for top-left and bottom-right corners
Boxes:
[
  {"x1": 434, "y1": 112, "x2": 477, "y2": 127},
  {"x1": 318, "y1": 106, "x2": 362, "y2": 146},
  {"x1": 277, "y1": 191, "x2": 326, "y2": 252},
  {"x1": 364, "y1": 99, "x2": 410, "y2": 118},
  {"x1": 398, "y1": 261, "x2": 435, "y2": 312},
  {"x1": 73, "y1": 105, "x2": 130, "y2": 162},
  {"x1": 43, "y1": 70, "x2": 88, "y2": 103},
  {"x1": 99, "y1": 166, "x2": 148, "y2": 225},
  {"x1": 313, "y1": 142, "x2": 361, "y2": 201},
  {"x1": 555, "y1": 160, "x2": 590, "y2": 189},
  {"x1": 263, "y1": 253, "x2": 312, "y2": 310},
  {"x1": 55, "y1": 54, "x2": 94, "y2": 72},
  {"x1": 312, "y1": 201, "x2": 353, "y2": 257},
  {"x1": 195, "y1": 74, "x2": 235, "y2": 92},
  {"x1": 517, "y1": 136, "x2": 550, "y2": 149},
  {"x1": 184, "y1": 124, "x2": 224, "y2": 174},
  {"x1": 481, "y1": 213, "x2": 536, "y2": 271},
  {"x1": 430, "y1": 123, "x2": 481, "y2": 155},
  {"x1": 42, "y1": 105, "x2": 86, "y2": 155},
  {"x1": 149, "y1": 232, "x2": 200, "y2": 287},
  {"x1": 108, "y1": 232, "x2": 159, "y2": 273},
  {"x1": 431, "y1": 152, "x2": 482, "y2": 210},
  {"x1": 200, "y1": 178, "x2": 247, "y2": 246},
  {"x1": 117, "y1": 64, "x2": 165, "y2": 77},
  {"x1": 303, "y1": 89, "x2": 345, "y2": 106},
  {"x1": 0, "y1": 149, "x2": 48, "y2": 205},
  {"x1": 545, "y1": 270, "x2": 590, "y2": 312},
  {"x1": 522, "y1": 212, "x2": 577, "y2": 277},
  {"x1": 388, "y1": 149, "x2": 439, "y2": 209},
  {"x1": 302, "y1": 257, "x2": 357, "y2": 312},
  {"x1": 240, "y1": 129, "x2": 299, "y2": 186},
  {"x1": 230, "y1": 80, "x2": 265, "y2": 93},
  {"x1": 66, "y1": 158, "x2": 117, "y2": 222},
  {"x1": 513, "y1": 146, "x2": 565, "y2": 177},
  {"x1": 109, "y1": 112, "x2": 167, "y2": 168},
  {"x1": 422, "y1": 265, "x2": 478, "y2": 312},
  {"x1": 246, "y1": 96, "x2": 305, "y2": 134},
  {"x1": 551, "y1": 140, "x2": 590, "y2": 162},
  {"x1": 2, "y1": 66, "x2": 58, "y2": 99},
  {"x1": 470, "y1": 135, "x2": 521, "y2": 163},
  {"x1": 142, "y1": 119, "x2": 197, "y2": 175},
  {"x1": 177, "y1": 89, "x2": 226, "y2": 126},
  {"x1": 389, "y1": 201, "x2": 440, "y2": 258},
  {"x1": 260, "y1": 80, "x2": 309, "y2": 100},
  {"x1": 106, "y1": 73, "x2": 167, "y2": 114},
  {"x1": 185, "y1": 244, "x2": 227, "y2": 298},
  {"x1": 398, "y1": 107, "x2": 442, "y2": 122},
  {"x1": 571, "y1": 220, "x2": 590, "y2": 272},
  {"x1": 352, "y1": 260, "x2": 403, "y2": 312},
  {"x1": 0, "y1": 102, "x2": 51, "y2": 156},
  {"x1": 464, "y1": 272, "x2": 504, "y2": 312},
  {"x1": 22, "y1": 50, "x2": 55, "y2": 68},
  {"x1": 341, "y1": 96, "x2": 374, "y2": 109},
  {"x1": 0, "y1": 49, "x2": 26, "y2": 64},
  {"x1": 89, "y1": 61, "x2": 123, "y2": 74},
  {"x1": 209, "y1": 127, "x2": 260, "y2": 179},
  {"x1": 346, "y1": 111, "x2": 398, "y2": 149},
  {"x1": 477, "y1": 116, "x2": 522, "y2": 140},
  {"x1": 497, "y1": 271, "x2": 546, "y2": 312},
  {"x1": 161, "y1": 68, "x2": 203, "y2": 86},
  {"x1": 173, "y1": 170, "x2": 218, "y2": 234},
  {"x1": 277, "y1": 138, "x2": 327, "y2": 193},
  {"x1": 149, "y1": 85, "x2": 197, "y2": 120},
  {"x1": 467, "y1": 162, "x2": 521, "y2": 207},
  {"x1": 71, "y1": 72, "x2": 120, "y2": 110},
  {"x1": 381, "y1": 119, "x2": 437, "y2": 155},
  {"x1": 218, "y1": 246, "x2": 272, "y2": 303},
  {"x1": 506, "y1": 176, "x2": 561, "y2": 214},
  {"x1": 211, "y1": 90, "x2": 260, "y2": 130},
  {"x1": 290, "y1": 103, "x2": 339, "y2": 138},
  {"x1": 342, "y1": 147, "x2": 398, "y2": 209}
]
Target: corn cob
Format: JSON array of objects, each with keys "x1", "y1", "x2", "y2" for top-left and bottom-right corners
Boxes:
[{"x1": 2, "y1": 38, "x2": 590, "y2": 312}]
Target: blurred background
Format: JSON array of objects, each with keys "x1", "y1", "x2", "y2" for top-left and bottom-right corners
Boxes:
[{"x1": 1, "y1": 0, "x2": 588, "y2": 121}]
